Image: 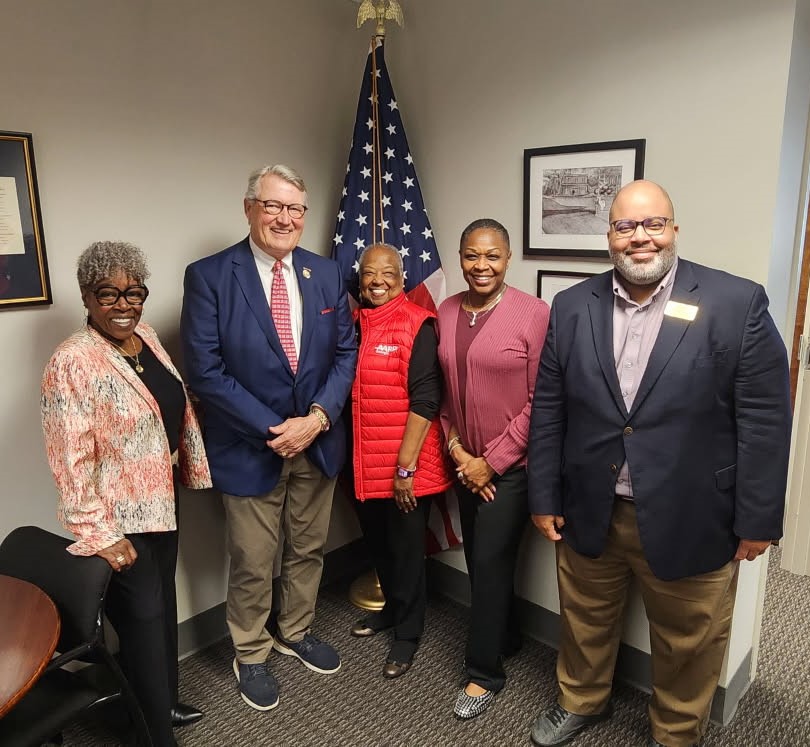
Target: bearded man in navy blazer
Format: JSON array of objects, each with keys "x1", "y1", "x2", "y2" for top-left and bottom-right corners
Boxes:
[
  {"x1": 181, "y1": 165, "x2": 356, "y2": 712},
  {"x1": 528, "y1": 180, "x2": 791, "y2": 747}
]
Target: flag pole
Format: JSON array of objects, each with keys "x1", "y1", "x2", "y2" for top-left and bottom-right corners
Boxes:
[
  {"x1": 342, "y1": 2, "x2": 459, "y2": 609},
  {"x1": 347, "y1": 3, "x2": 405, "y2": 612},
  {"x1": 347, "y1": 29, "x2": 391, "y2": 614}
]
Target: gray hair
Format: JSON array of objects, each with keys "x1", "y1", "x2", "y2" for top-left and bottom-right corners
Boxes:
[
  {"x1": 76, "y1": 241, "x2": 151, "y2": 290},
  {"x1": 358, "y1": 243, "x2": 404, "y2": 275},
  {"x1": 459, "y1": 218, "x2": 510, "y2": 250},
  {"x1": 245, "y1": 164, "x2": 307, "y2": 201}
]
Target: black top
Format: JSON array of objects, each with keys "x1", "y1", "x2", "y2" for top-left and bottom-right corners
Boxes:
[
  {"x1": 407, "y1": 320, "x2": 443, "y2": 420},
  {"x1": 121, "y1": 338, "x2": 185, "y2": 454}
]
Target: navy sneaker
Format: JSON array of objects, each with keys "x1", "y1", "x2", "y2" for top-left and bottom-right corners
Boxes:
[
  {"x1": 232, "y1": 658, "x2": 279, "y2": 711},
  {"x1": 274, "y1": 632, "x2": 341, "y2": 674}
]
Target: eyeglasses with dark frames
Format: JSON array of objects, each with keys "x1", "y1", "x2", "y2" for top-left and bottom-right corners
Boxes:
[
  {"x1": 610, "y1": 217, "x2": 673, "y2": 238},
  {"x1": 251, "y1": 199, "x2": 307, "y2": 219},
  {"x1": 92, "y1": 285, "x2": 150, "y2": 306}
]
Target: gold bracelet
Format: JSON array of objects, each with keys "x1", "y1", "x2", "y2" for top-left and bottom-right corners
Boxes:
[
  {"x1": 309, "y1": 405, "x2": 330, "y2": 432},
  {"x1": 447, "y1": 436, "x2": 461, "y2": 453},
  {"x1": 449, "y1": 441, "x2": 463, "y2": 454}
]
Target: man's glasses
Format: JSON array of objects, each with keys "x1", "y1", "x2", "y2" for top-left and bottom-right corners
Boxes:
[
  {"x1": 93, "y1": 285, "x2": 149, "y2": 306},
  {"x1": 610, "y1": 217, "x2": 672, "y2": 238},
  {"x1": 251, "y1": 199, "x2": 307, "y2": 219}
]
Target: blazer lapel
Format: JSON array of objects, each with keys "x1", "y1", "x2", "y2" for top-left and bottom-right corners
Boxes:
[
  {"x1": 85, "y1": 327, "x2": 161, "y2": 417},
  {"x1": 588, "y1": 274, "x2": 628, "y2": 417},
  {"x1": 231, "y1": 241, "x2": 292, "y2": 375},
  {"x1": 292, "y1": 248, "x2": 315, "y2": 373},
  {"x1": 629, "y1": 260, "x2": 700, "y2": 416}
]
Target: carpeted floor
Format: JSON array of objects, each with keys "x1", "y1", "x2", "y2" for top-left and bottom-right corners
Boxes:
[{"x1": 63, "y1": 547, "x2": 810, "y2": 746}]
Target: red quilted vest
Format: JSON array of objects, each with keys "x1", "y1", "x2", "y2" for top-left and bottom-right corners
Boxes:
[{"x1": 352, "y1": 293, "x2": 452, "y2": 500}]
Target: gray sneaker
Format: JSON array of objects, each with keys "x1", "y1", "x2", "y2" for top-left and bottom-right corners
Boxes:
[
  {"x1": 232, "y1": 658, "x2": 279, "y2": 711},
  {"x1": 530, "y1": 702, "x2": 611, "y2": 745}
]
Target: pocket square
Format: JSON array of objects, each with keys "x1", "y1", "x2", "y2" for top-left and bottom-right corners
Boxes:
[{"x1": 320, "y1": 307, "x2": 335, "y2": 315}]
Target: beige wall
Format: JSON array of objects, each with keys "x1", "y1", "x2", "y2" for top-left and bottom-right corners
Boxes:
[{"x1": 1, "y1": 0, "x2": 808, "y2": 689}]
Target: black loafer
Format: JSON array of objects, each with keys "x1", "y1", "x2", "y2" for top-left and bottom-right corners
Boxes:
[
  {"x1": 171, "y1": 703, "x2": 204, "y2": 727},
  {"x1": 383, "y1": 660, "x2": 411, "y2": 679}
]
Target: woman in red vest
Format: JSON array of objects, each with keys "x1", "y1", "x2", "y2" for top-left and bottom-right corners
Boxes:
[
  {"x1": 437, "y1": 219, "x2": 550, "y2": 719},
  {"x1": 349, "y1": 243, "x2": 452, "y2": 679}
]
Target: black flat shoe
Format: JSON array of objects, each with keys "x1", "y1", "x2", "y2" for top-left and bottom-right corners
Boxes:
[{"x1": 171, "y1": 703, "x2": 204, "y2": 727}]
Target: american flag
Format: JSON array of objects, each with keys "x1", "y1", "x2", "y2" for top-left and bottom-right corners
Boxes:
[{"x1": 332, "y1": 38, "x2": 460, "y2": 552}]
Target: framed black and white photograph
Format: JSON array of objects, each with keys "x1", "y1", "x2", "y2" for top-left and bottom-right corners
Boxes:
[
  {"x1": 523, "y1": 139, "x2": 645, "y2": 259},
  {"x1": 537, "y1": 270, "x2": 597, "y2": 306},
  {"x1": 0, "y1": 131, "x2": 51, "y2": 309}
]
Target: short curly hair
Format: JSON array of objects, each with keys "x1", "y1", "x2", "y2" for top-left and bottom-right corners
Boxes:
[{"x1": 76, "y1": 241, "x2": 151, "y2": 290}]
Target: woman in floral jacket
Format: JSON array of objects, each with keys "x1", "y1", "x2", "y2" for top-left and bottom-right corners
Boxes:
[{"x1": 41, "y1": 241, "x2": 211, "y2": 747}]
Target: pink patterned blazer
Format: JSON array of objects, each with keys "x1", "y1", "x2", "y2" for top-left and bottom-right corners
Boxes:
[{"x1": 41, "y1": 322, "x2": 212, "y2": 556}]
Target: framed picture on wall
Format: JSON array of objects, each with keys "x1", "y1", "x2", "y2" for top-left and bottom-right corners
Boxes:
[
  {"x1": 0, "y1": 131, "x2": 52, "y2": 309},
  {"x1": 537, "y1": 270, "x2": 598, "y2": 306},
  {"x1": 523, "y1": 139, "x2": 645, "y2": 259}
]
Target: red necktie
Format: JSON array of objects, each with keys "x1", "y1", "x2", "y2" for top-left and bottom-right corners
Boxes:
[{"x1": 271, "y1": 260, "x2": 298, "y2": 373}]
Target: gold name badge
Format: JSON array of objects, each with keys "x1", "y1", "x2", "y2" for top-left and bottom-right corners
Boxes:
[{"x1": 664, "y1": 300, "x2": 698, "y2": 321}]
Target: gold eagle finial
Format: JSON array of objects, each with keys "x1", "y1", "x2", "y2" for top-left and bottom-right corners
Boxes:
[{"x1": 356, "y1": 0, "x2": 404, "y2": 36}]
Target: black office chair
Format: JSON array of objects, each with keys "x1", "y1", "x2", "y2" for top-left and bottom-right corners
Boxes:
[{"x1": 0, "y1": 525, "x2": 151, "y2": 746}]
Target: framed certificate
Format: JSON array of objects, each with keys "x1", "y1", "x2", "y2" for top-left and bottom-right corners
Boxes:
[{"x1": 0, "y1": 131, "x2": 51, "y2": 308}]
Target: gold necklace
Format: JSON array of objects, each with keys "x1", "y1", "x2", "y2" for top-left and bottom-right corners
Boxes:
[
  {"x1": 116, "y1": 337, "x2": 144, "y2": 374},
  {"x1": 462, "y1": 285, "x2": 507, "y2": 327}
]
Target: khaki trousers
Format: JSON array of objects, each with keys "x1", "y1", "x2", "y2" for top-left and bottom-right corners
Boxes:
[
  {"x1": 556, "y1": 499, "x2": 738, "y2": 747},
  {"x1": 223, "y1": 452, "x2": 337, "y2": 664}
]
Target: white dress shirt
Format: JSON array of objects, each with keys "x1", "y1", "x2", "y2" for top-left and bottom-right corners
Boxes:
[{"x1": 249, "y1": 238, "x2": 303, "y2": 358}]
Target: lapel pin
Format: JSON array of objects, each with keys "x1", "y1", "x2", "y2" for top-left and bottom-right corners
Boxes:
[{"x1": 303, "y1": 267, "x2": 312, "y2": 279}]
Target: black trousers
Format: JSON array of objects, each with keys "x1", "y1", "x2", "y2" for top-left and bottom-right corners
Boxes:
[
  {"x1": 354, "y1": 495, "x2": 435, "y2": 644},
  {"x1": 457, "y1": 467, "x2": 528, "y2": 693},
  {"x1": 105, "y1": 523, "x2": 179, "y2": 747}
]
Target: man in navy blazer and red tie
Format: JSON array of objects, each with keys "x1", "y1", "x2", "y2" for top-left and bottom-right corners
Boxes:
[
  {"x1": 528, "y1": 180, "x2": 791, "y2": 747},
  {"x1": 181, "y1": 164, "x2": 356, "y2": 712}
]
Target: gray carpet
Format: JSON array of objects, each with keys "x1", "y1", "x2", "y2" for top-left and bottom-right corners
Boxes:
[{"x1": 63, "y1": 547, "x2": 810, "y2": 746}]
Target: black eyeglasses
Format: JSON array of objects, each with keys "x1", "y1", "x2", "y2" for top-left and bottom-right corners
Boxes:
[
  {"x1": 92, "y1": 285, "x2": 150, "y2": 306},
  {"x1": 250, "y1": 199, "x2": 307, "y2": 219},
  {"x1": 610, "y1": 217, "x2": 673, "y2": 238}
]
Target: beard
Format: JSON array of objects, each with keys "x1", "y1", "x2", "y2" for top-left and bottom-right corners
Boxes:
[{"x1": 611, "y1": 240, "x2": 677, "y2": 286}]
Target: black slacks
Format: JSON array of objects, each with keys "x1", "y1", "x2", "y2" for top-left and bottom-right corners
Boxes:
[
  {"x1": 105, "y1": 523, "x2": 179, "y2": 747},
  {"x1": 457, "y1": 466, "x2": 528, "y2": 693},
  {"x1": 354, "y1": 495, "x2": 435, "y2": 643}
]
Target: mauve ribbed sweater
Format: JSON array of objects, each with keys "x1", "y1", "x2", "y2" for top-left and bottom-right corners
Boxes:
[{"x1": 437, "y1": 287, "x2": 550, "y2": 475}]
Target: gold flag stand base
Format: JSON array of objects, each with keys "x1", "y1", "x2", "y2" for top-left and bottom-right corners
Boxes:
[{"x1": 348, "y1": 569, "x2": 385, "y2": 611}]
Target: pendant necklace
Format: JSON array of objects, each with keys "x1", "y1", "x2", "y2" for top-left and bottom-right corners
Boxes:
[
  {"x1": 463, "y1": 285, "x2": 507, "y2": 327},
  {"x1": 116, "y1": 337, "x2": 144, "y2": 374}
]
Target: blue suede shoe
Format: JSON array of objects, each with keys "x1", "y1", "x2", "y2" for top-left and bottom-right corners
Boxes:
[
  {"x1": 274, "y1": 633, "x2": 341, "y2": 674},
  {"x1": 232, "y1": 658, "x2": 279, "y2": 711}
]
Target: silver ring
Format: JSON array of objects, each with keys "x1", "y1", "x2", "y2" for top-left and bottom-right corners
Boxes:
[{"x1": 115, "y1": 554, "x2": 125, "y2": 564}]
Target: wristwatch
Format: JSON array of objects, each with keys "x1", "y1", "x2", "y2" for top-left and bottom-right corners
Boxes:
[
  {"x1": 308, "y1": 404, "x2": 330, "y2": 432},
  {"x1": 396, "y1": 466, "x2": 416, "y2": 478}
]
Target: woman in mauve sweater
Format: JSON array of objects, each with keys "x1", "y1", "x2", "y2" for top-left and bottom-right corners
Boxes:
[{"x1": 437, "y1": 218, "x2": 550, "y2": 720}]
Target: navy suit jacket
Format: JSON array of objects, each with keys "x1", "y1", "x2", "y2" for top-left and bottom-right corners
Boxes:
[
  {"x1": 527, "y1": 259, "x2": 791, "y2": 580},
  {"x1": 181, "y1": 238, "x2": 357, "y2": 496}
]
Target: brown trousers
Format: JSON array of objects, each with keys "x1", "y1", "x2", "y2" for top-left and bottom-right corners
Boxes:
[
  {"x1": 556, "y1": 499, "x2": 738, "y2": 747},
  {"x1": 223, "y1": 452, "x2": 337, "y2": 664}
]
